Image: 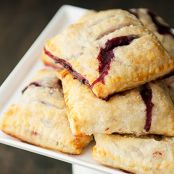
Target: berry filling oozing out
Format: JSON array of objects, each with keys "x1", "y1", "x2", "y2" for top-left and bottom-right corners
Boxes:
[
  {"x1": 91, "y1": 35, "x2": 138, "y2": 87},
  {"x1": 44, "y1": 35, "x2": 138, "y2": 91},
  {"x1": 139, "y1": 84, "x2": 154, "y2": 132}
]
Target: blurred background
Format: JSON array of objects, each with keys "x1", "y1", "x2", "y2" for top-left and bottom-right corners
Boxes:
[{"x1": 0, "y1": 0, "x2": 173, "y2": 173}]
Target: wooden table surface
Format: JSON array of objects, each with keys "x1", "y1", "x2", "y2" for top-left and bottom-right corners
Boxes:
[{"x1": 0, "y1": 0, "x2": 173, "y2": 174}]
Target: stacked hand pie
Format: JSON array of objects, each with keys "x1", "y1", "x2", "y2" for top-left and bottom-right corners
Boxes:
[
  {"x1": 1, "y1": 8, "x2": 174, "y2": 174},
  {"x1": 0, "y1": 69, "x2": 92, "y2": 154}
]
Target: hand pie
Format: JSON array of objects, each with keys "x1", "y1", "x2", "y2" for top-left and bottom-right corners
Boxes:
[
  {"x1": 129, "y1": 8, "x2": 174, "y2": 56},
  {"x1": 42, "y1": 9, "x2": 174, "y2": 99},
  {"x1": 0, "y1": 69, "x2": 92, "y2": 154},
  {"x1": 93, "y1": 134, "x2": 174, "y2": 174},
  {"x1": 61, "y1": 73, "x2": 174, "y2": 136}
]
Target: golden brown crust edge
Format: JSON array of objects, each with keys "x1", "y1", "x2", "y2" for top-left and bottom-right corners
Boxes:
[{"x1": 93, "y1": 134, "x2": 174, "y2": 174}]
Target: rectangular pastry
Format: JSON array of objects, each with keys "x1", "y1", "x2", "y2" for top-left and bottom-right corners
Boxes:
[
  {"x1": 93, "y1": 134, "x2": 174, "y2": 174},
  {"x1": 61, "y1": 72, "x2": 174, "y2": 136},
  {"x1": 42, "y1": 9, "x2": 174, "y2": 99},
  {"x1": 0, "y1": 69, "x2": 92, "y2": 154}
]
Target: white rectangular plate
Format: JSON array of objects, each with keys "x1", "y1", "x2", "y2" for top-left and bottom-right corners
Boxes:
[{"x1": 0, "y1": 5, "x2": 125, "y2": 174}]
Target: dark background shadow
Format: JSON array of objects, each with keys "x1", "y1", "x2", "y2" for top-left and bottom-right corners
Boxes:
[{"x1": 0, "y1": 0, "x2": 173, "y2": 174}]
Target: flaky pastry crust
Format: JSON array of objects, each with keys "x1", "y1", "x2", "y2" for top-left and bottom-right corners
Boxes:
[
  {"x1": 93, "y1": 134, "x2": 174, "y2": 174},
  {"x1": 0, "y1": 69, "x2": 92, "y2": 154}
]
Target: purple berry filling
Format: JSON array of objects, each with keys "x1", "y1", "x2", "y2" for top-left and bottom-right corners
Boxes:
[
  {"x1": 147, "y1": 10, "x2": 174, "y2": 37},
  {"x1": 129, "y1": 9, "x2": 174, "y2": 37},
  {"x1": 91, "y1": 35, "x2": 138, "y2": 87},
  {"x1": 44, "y1": 48, "x2": 90, "y2": 86},
  {"x1": 22, "y1": 82, "x2": 41, "y2": 94},
  {"x1": 139, "y1": 84, "x2": 154, "y2": 132}
]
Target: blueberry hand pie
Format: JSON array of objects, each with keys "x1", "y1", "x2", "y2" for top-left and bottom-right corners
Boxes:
[
  {"x1": 129, "y1": 8, "x2": 174, "y2": 56},
  {"x1": 43, "y1": 9, "x2": 174, "y2": 99},
  {"x1": 93, "y1": 134, "x2": 174, "y2": 174},
  {"x1": 61, "y1": 73, "x2": 174, "y2": 136},
  {"x1": 0, "y1": 69, "x2": 91, "y2": 154}
]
